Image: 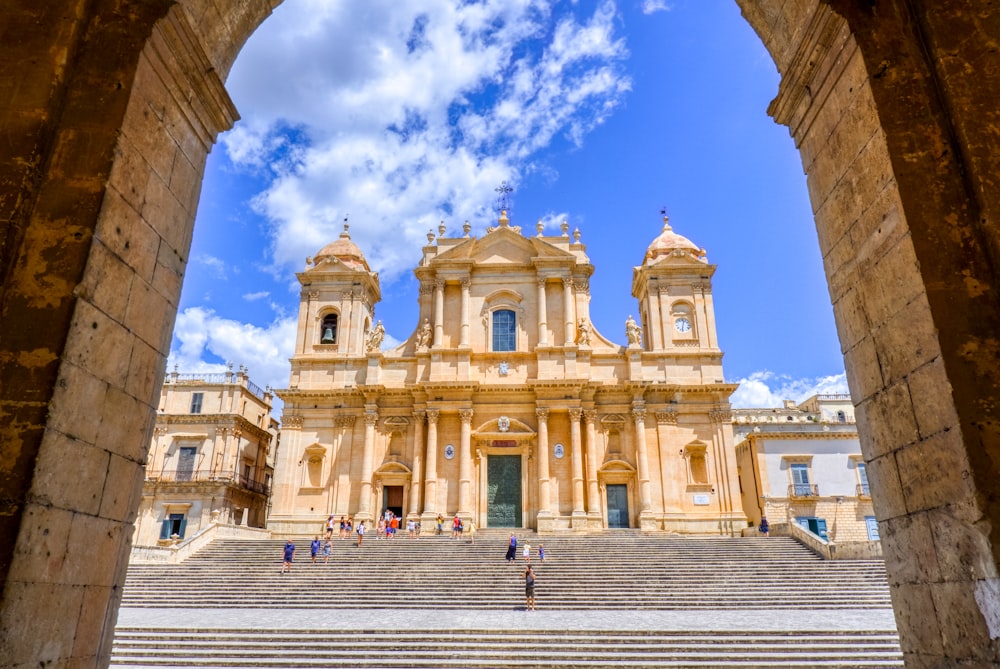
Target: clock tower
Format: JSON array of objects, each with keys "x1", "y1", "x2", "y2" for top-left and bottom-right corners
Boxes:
[{"x1": 631, "y1": 215, "x2": 720, "y2": 353}]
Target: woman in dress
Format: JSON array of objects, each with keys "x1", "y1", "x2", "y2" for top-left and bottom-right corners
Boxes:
[{"x1": 505, "y1": 533, "x2": 517, "y2": 562}]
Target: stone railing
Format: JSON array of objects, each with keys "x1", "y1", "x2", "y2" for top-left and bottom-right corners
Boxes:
[
  {"x1": 130, "y1": 522, "x2": 271, "y2": 564},
  {"x1": 745, "y1": 521, "x2": 883, "y2": 560}
]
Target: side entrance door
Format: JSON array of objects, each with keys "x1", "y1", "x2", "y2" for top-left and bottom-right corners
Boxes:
[
  {"x1": 486, "y1": 455, "x2": 522, "y2": 527},
  {"x1": 606, "y1": 484, "x2": 630, "y2": 528}
]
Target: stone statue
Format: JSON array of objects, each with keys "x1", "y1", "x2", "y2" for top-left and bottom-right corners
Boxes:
[
  {"x1": 625, "y1": 314, "x2": 641, "y2": 347},
  {"x1": 576, "y1": 317, "x2": 591, "y2": 345},
  {"x1": 367, "y1": 320, "x2": 385, "y2": 352},
  {"x1": 415, "y1": 318, "x2": 432, "y2": 348}
]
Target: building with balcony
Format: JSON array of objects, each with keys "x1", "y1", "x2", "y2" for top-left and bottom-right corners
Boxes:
[
  {"x1": 733, "y1": 395, "x2": 878, "y2": 543},
  {"x1": 132, "y1": 365, "x2": 279, "y2": 546}
]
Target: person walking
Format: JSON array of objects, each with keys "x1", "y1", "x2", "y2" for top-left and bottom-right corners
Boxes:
[
  {"x1": 310, "y1": 536, "x2": 321, "y2": 563},
  {"x1": 325, "y1": 515, "x2": 335, "y2": 539},
  {"x1": 522, "y1": 541, "x2": 531, "y2": 563},
  {"x1": 467, "y1": 519, "x2": 477, "y2": 544},
  {"x1": 505, "y1": 534, "x2": 517, "y2": 562},
  {"x1": 759, "y1": 517, "x2": 770, "y2": 537},
  {"x1": 322, "y1": 538, "x2": 332, "y2": 563},
  {"x1": 524, "y1": 565, "x2": 536, "y2": 611},
  {"x1": 407, "y1": 518, "x2": 416, "y2": 539},
  {"x1": 356, "y1": 520, "x2": 366, "y2": 547},
  {"x1": 281, "y1": 539, "x2": 295, "y2": 573},
  {"x1": 538, "y1": 543, "x2": 545, "y2": 563},
  {"x1": 436, "y1": 514, "x2": 444, "y2": 536}
]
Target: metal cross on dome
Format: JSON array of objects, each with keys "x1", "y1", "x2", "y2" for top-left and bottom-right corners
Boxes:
[{"x1": 494, "y1": 181, "x2": 514, "y2": 216}]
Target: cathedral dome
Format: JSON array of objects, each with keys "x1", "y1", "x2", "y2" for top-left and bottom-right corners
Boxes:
[
  {"x1": 314, "y1": 224, "x2": 370, "y2": 271},
  {"x1": 643, "y1": 216, "x2": 705, "y2": 265}
]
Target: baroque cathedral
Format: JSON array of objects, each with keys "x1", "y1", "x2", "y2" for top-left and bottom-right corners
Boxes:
[{"x1": 269, "y1": 211, "x2": 746, "y2": 534}]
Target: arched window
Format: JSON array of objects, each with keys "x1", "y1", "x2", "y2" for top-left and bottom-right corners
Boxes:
[
  {"x1": 493, "y1": 309, "x2": 516, "y2": 352},
  {"x1": 320, "y1": 313, "x2": 338, "y2": 344},
  {"x1": 837, "y1": 410, "x2": 846, "y2": 423}
]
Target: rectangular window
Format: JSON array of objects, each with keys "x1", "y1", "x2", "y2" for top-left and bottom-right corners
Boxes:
[
  {"x1": 791, "y1": 463, "x2": 811, "y2": 496},
  {"x1": 492, "y1": 309, "x2": 516, "y2": 352},
  {"x1": 190, "y1": 392, "x2": 203, "y2": 414},
  {"x1": 177, "y1": 447, "x2": 197, "y2": 481},
  {"x1": 865, "y1": 516, "x2": 880, "y2": 541},
  {"x1": 857, "y1": 462, "x2": 870, "y2": 496},
  {"x1": 160, "y1": 513, "x2": 187, "y2": 540}
]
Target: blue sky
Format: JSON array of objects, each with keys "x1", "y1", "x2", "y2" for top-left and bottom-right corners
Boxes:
[{"x1": 169, "y1": 0, "x2": 850, "y2": 408}]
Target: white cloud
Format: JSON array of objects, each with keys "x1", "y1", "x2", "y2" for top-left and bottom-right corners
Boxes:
[
  {"x1": 168, "y1": 307, "x2": 297, "y2": 399},
  {"x1": 222, "y1": 0, "x2": 632, "y2": 285},
  {"x1": 729, "y1": 370, "x2": 850, "y2": 409},
  {"x1": 640, "y1": 0, "x2": 673, "y2": 15},
  {"x1": 243, "y1": 291, "x2": 270, "y2": 301},
  {"x1": 195, "y1": 254, "x2": 228, "y2": 279}
]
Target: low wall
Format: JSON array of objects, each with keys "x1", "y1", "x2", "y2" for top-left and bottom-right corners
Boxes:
[
  {"x1": 745, "y1": 521, "x2": 882, "y2": 560},
  {"x1": 130, "y1": 523, "x2": 271, "y2": 564}
]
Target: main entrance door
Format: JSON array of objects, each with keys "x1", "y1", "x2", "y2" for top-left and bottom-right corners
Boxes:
[
  {"x1": 487, "y1": 455, "x2": 522, "y2": 527},
  {"x1": 606, "y1": 484, "x2": 630, "y2": 528},
  {"x1": 382, "y1": 485, "x2": 403, "y2": 519}
]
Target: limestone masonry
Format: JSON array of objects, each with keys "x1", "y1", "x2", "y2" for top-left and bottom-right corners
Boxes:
[{"x1": 269, "y1": 212, "x2": 745, "y2": 534}]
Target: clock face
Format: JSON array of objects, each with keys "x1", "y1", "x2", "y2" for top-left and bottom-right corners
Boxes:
[{"x1": 674, "y1": 317, "x2": 692, "y2": 333}]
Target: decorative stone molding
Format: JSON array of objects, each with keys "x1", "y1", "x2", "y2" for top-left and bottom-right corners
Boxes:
[
  {"x1": 582, "y1": 410, "x2": 597, "y2": 425},
  {"x1": 281, "y1": 415, "x2": 303, "y2": 429},
  {"x1": 569, "y1": 408, "x2": 583, "y2": 421},
  {"x1": 383, "y1": 416, "x2": 410, "y2": 428},
  {"x1": 426, "y1": 409, "x2": 440, "y2": 424},
  {"x1": 709, "y1": 410, "x2": 733, "y2": 423},
  {"x1": 334, "y1": 416, "x2": 356, "y2": 429},
  {"x1": 655, "y1": 410, "x2": 678, "y2": 425},
  {"x1": 536, "y1": 408, "x2": 550, "y2": 421},
  {"x1": 412, "y1": 410, "x2": 426, "y2": 422},
  {"x1": 632, "y1": 406, "x2": 647, "y2": 422},
  {"x1": 459, "y1": 408, "x2": 474, "y2": 424},
  {"x1": 364, "y1": 411, "x2": 379, "y2": 427}
]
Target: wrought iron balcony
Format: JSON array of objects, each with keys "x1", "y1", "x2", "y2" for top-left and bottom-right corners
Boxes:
[
  {"x1": 146, "y1": 469, "x2": 270, "y2": 496},
  {"x1": 788, "y1": 483, "x2": 819, "y2": 498}
]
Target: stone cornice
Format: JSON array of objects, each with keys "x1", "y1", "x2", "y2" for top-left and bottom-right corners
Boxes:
[{"x1": 157, "y1": 414, "x2": 272, "y2": 442}]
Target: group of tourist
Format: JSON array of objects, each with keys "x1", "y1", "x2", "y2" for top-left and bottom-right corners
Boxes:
[{"x1": 281, "y1": 528, "x2": 543, "y2": 610}]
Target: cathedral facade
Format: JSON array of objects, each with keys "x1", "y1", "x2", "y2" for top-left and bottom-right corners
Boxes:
[{"x1": 269, "y1": 212, "x2": 746, "y2": 535}]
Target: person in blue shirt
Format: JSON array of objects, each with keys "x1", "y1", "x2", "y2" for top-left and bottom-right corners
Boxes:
[
  {"x1": 281, "y1": 539, "x2": 295, "y2": 573},
  {"x1": 310, "y1": 536, "x2": 321, "y2": 563}
]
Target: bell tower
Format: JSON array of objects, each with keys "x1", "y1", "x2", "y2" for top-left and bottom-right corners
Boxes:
[
  {"x1": 294, "y1": 224, "x2": 381, "y2": 357},
  {"x1": 631, "y1": 215, "x2": 720, "y2": 353}
]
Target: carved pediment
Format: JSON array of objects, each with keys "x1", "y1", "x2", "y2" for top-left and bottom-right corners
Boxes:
[
  {"x1": 598, "y1": 458, "x2": 636, "y2": 473},
  {"x1": 473, "y1": 416, "x2": 535, "y2": 442}
]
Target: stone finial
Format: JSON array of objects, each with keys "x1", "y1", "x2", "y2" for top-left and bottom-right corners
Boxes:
[
  {"x1": 427, "y1": 229, "x2": 436, "y2": 243},
  {"x1": 662, "y1": 214, "x2": 671, "y2": 231},
  {"x1": 463, "y1": 220, "x2": 471, "y2": 237},
  {"x1": 561, "y1": 220, "x2": 569, "y2": 236},
  {"x1": 536, "y1": 219, "x2": 544, "y2": 236},
  {"x1": 306, "y1": 256, "x2": 312, "y2": 267},
  {"x1": 499, "y1": 210, "x2": 510, "y2": 227},
  {"x1": 438, "y1": 221, "x2": 446, "y2": 237},
  {"x1": 573, "y1": 228, "x2": 581, "y2": 242}
]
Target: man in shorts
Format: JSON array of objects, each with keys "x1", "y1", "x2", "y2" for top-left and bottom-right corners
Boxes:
[
  {"x1": 281, "y1": 539, "x2": 295, "y2": 573},
  {"x1": 524, "y1": 565, "x2": 536, "y2": 610}
]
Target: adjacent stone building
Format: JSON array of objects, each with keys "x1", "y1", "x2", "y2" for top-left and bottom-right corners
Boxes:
[
  {"x1": 133, "y1": 366, "x2": 278, "y2": 546},
  {"x1": 734, "y1": 394, "x2": 877, "y2": 543},
  {"x1": 270, "y1": 213, "x2": 746, "y2": 535}
]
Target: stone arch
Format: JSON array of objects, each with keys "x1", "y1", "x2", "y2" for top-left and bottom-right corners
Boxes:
[{"x1": 2, "y1": 1, "x2": 999, "y2": 667}]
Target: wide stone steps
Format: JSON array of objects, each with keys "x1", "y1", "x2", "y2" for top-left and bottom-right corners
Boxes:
[
  {"x1": 110, "y1": 629, "x2": 903, "y2": 668},
  {"x1": 122, "y1": 536, "x2": 892, "y2": 610}
]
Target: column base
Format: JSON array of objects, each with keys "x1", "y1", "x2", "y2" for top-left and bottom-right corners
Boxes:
[
  {"x1": 535, "y1": 512, "x2": 555, "y2": 533},
  {"x1": 571, "y1": 511, "x2": 589, "y2": 530}
]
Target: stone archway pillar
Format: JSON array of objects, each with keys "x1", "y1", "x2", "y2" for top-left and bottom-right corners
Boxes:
[{"x1": 741, "y1": 0, "x2": 1000, "y2": 664}]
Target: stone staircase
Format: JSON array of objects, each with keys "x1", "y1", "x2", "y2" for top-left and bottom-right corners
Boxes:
[{"x1": 113, "y1": 532, "x2": 902, "y2": 667}]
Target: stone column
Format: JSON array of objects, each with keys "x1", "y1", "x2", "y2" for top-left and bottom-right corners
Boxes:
[
  {"x1": 458, "y1": 408, "x2": 474, "y2": 516},
  {"x1": 423, "y1": 409, "x2": 440, "y2": 514},
  {"x1": 632, "y1": 405, "x2": 651, "y2": 513},
  {"x1": 536, "y1": 408, "x2": 551, "y2": 517},
  {"x1": 409, "y1": 411, "x2": 426, "y2": 518},
  {"x1": 358, "y1": 410, "x2": 379, "y2": 520},
  {"x1": 433, "y1": 278, "x2": 445, "y2": 347},
  {"x1": 460, "y1": 277, "x2": 470, "y2": 347},
  {"x1": 646, "y1": 285, "x2": 663, "y2": 351},
  {"x1": 537, "y1": 277, "x2": 548, "y2": 345},
  {"x1": 562, "y1": 277, "x2": 575, "y2": 345},
  {"x1": 569, "y1": 408, "x2": 586, "y2": 521},
  {"x1": 583, "y1": 410, "x2": 601, "y2": 520}
]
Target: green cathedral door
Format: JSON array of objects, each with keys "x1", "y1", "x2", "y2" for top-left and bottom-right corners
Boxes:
[
  {"x1": 486, "y1": 455, "x2": 522, "y2": 528},
  {"x1": 606, "y1": 484, "x2": 630, "y2": 528}
]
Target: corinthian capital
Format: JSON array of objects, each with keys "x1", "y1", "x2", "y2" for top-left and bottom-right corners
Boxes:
[
  {"x1": 536, "y1": 407, "x2": 550, "y2": 421},
  {"x1": 426, "y1": 409, "x2": 440, "y2": 424},
  {"x1": 459, "y1": 408, "x2": 474, "y2": 424},
  {"x1": 364, "y1": 411, "x2": 379, "y2": 426},
  {"x1": 568, "y1": 408, "x2": 583, "y2": 421}
]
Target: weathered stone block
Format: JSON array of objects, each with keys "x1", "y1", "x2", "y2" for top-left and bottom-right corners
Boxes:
[
  {"x1": 65, "y1": 513, "x2": 124, "y2": 587},
  {"x1": 874, "y1": 294, "x2": 941, "y2": 387},
  {"x1": 124, "y1": 274, "x2": 172, "y2": 351},
  {"x1": 94, "y1": 189, "x2": 160, "y2": 284},
  {"x1": 62, "y1": 300, "x2": 133, "y2": 389},
  {"x1": 856, "y1": 381, "x2": 919, "y2": 459},
  {"x1": 865, "y1": 452, "x2": 906, "y2": 520},
  {"x1": 98, "y1": 386, "x2": 154, "y2": 462},
  {"x1": 126, "y1": 337, "x2": 167, "y2": 402},
  {"x1": 881, "y1": 512, "x2": 940, "y2": 586},
  {"x1": 889, "y1": 582, "x2": 944, "y2": 657},
  {"x1": 908, "y1": 357, "x2": 960, "y2": 440},
  {"x1": 99, "y1": 455, "x2": 145, "y2": 523},
  {"x1": 898, "y1": 429, "x2": 975, "y2": 515},
  {"x1": 46, "y1": 361, "x2": 108, "y2": 447},
  {"x1": 107, "y1": 133, "x2": 152, "y2": 214},
  {"x1": 30, "y1": 431, "x2": 108, "y2": 517},
  {"x1": 0, "y1": 581, "x2": 83, "y2": 667}
]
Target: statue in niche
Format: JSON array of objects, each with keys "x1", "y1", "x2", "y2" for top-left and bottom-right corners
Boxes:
[
  {"x1": 625, "y1": 315, "x2": 642, "y2": 347},
  {"x1": 415, "y1": 318, "x2": 432, "y2": 348},
  {"x1": 576, "y1": 317, "x2": 591, "y2": 346},
  {"x1": 367, "y1": 320, "x2": 385, "y2": 352}
]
